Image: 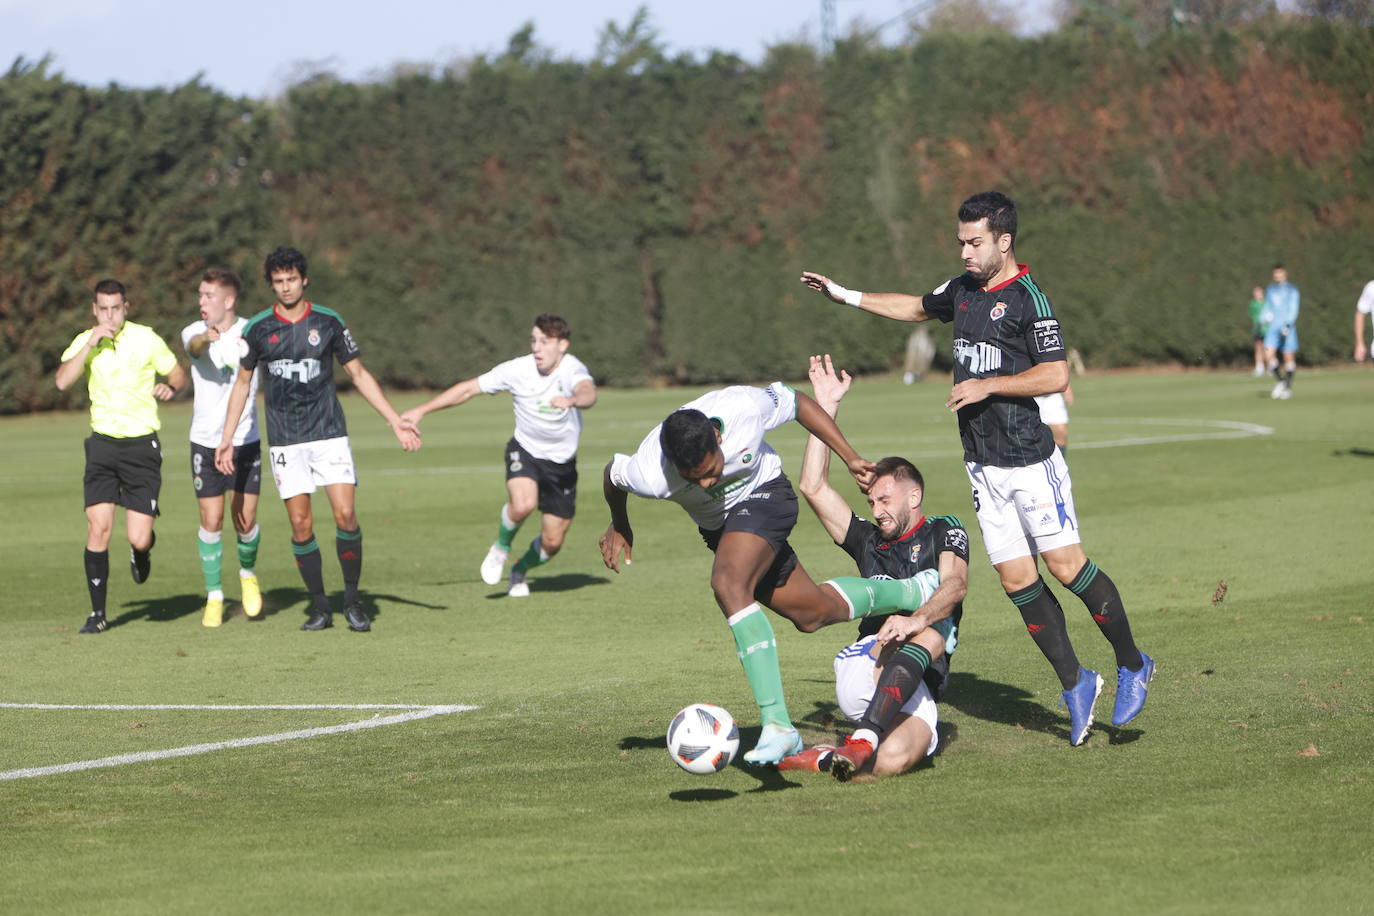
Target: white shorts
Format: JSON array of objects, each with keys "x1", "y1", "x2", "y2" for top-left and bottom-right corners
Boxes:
[
  {"x1": 268, "y1": 436, "x2": 356, "y2": 499},
  {"x1": 1034, "y1": 392, "x2": 1069, "y2": 426},
  {"x1": 833, "y1": 637, "x2": 939, "y2": 758},
  {"x1": 965, "y1": 447, "x2": 1081, "y2": 566}
]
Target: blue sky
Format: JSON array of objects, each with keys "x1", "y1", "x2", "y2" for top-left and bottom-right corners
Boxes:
[{"x1": 2, "y1": 0, "x2": 1060, "y2": 98}]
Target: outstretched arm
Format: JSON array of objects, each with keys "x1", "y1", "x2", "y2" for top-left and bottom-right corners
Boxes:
[
  {"x1": 400, "y1": 377, "x2": 482, "y2": 429},
  {"x1": 875, "y1": 551, "x2": 969, "y2": 647},
  {"x1": 599, "y1": 462, "x2": 634, "y2": 573},
  {"x1": 798, "y1": 355, "x2": 859, "y2": 543},
  {"x1": 799, "y1": 271, "x2": 931, "y2": 323},
  {"x1": 343, "y1": 358, "x2": 421, "y2": 451},
  {"x1": 794, "y1": 389, "x2": 875, "y2": 492}
]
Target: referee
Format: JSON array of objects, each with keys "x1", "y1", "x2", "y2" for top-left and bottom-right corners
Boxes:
[{"x1": 56, "y1": 279, "x2": 187, "y2": 634}]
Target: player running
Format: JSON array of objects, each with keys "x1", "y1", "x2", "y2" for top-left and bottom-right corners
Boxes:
[
  {"x1": 215, "y1": 247, "x2": 420, "y2": 632},
  {"x1": 780, "y1": 355, "x2": 968, "y2": 780},
  {"x1": 56, "y1": 279, "x2": 187, "y2": 634},
  {"x1": 600, "y1": 376, "x2": 939, "y2": 765},
  {"x1": 181, "y1": 268, "x2": 264, "y2": 627},
  {"x1": 801, "y1": 190, "x2": 1154, "y2": 746},
  {"x1": 401, "y1": 314, "x2": 595, "y2": 597}
]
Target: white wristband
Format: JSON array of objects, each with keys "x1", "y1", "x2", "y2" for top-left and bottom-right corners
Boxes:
[{"x1": 825, "y1": 281, "x2": 863, "y2": 308}]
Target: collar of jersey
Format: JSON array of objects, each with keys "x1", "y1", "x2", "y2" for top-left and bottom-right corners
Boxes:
[
  {"x1": 982, "y1": 263, "x2": 1030, "y2": 293},
  {"x1": 273, "y1": 300, "x2": 313, "y2": 324},
  {"x1": 890, "y1": 515, "x2": 928, "y2": 543}
]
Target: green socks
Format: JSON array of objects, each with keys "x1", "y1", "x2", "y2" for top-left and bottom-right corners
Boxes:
[
  {"x1": 727, "y1": 603, "x2": 792, "y2": 729},
  {"x1": 197, "y1": 527, "x2": 223, "y2": 596},
  {"x1": 825, "y1": 569, "x2": 940, "y2": 619},
  {"x1": 495, "y1": 504, "x2": 520, "y2": 552},
  {"x1": 511, "y1": 536, "x2": 550, "y2": 575},
  {"x1": 236, "y1": 524, "x2": 260, "y2": 572}
]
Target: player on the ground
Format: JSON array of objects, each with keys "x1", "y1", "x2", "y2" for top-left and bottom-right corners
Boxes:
[
  {"x1": 779, "y1": 355, "x2": 969, "y2": 781},
  {"x1": 56, "y1": 279, "x2": 187, "y2": 634},
  {"x1": 401, "y1": 314, "x2": 595, "y2": 597},
  {"x1": 600, "y1": 377, "x2": 939, "y2": 765},
  {"x1": 800, "y1": 190, "x2": 1154, "y2": 746},
  {"x1": 181, "y1": 268, "x2": 264, "y2": 627},
  {"x1": 1262, "y1": 264, "x2": 1300, "y2": 399},
  {"x1": 1354, "y1": 278, "x2": 1374, "y2": 363},
  {"x1": 215, "y1": 247, "x2": 420, "y2": 632}
]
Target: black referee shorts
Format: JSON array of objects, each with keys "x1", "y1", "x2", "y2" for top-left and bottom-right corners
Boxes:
[
  {"x1": 84, "y1": 432, "x2": 163, "y2": 516},
  {"x1": 698, "y1": 475, "x2": 800, "y2": 602}
]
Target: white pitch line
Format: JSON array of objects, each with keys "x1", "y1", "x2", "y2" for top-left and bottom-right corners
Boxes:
[
  {"x1": 0, "y1": 703, "x2": 476, "y2": 782},
  {"x1": 0, "y1": 703, "x2": 454, "y2": 711}
]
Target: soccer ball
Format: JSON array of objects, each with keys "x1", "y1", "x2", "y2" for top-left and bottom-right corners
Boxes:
[{"x1": 666, "y1": 703, "x2": 740, "y2": 775}]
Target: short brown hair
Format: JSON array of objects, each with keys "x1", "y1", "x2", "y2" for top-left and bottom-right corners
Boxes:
[
  {"x1": 202, "y1": 267, "x2": 242, "y2": 298},
  {"x1": 872, "y1": 456, "x2": 924, "y2": 492},
  {"x1": 93, "y1": 278, "x2": 126, "y2": 299},
  {"x1": 534, "y1": 313, "x2": 571, "y2": 340}
]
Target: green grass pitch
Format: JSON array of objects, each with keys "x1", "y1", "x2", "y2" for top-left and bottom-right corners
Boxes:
[{"x1": 2, "y1": 367, "x2": 1371, "y2": 914}]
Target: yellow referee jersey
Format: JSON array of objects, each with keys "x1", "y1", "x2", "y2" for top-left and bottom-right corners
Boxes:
[{"x1": 62, "y1": 321, "x2": 178, "y2": 437}]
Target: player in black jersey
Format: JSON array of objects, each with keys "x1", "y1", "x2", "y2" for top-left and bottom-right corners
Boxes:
[
  {"x1": 216, "y1": 247, "x2": 421, "y2": 632},
  {"x1": 779, "y1": 356, "x2": 969, "y2": 780},
  {"x1": 800, "y1": 191, "x2": 1154, "y2": 747}
]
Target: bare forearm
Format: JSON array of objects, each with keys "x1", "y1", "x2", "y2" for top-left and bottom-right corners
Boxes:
[
  {"x1": 856, "y1": 291, "x2": 930, "y2": 322},
  {"x1": 795, "y1": 393, "x2": 860, "y2": 466},
  {"x1": 220, "y1": 379, "x2": 251, "y2": 446},
  {"x1": 989, "y1": 361, "x2": 1068, "y2": 398},
  {"x1": 911, "y1": 576, "x2": 966, "y2": 630},
  {"x1": 603, "y1": 463, "x2": 631, "y2": 532},
  {"x1": 55, "y1": 352, "x2": 90, "y2": 391}
]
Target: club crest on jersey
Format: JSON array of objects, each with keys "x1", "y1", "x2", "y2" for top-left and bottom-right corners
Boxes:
[
  {"x1": 308, "y1": 328, "x2": 321, "y2": 347},
  {"x1": 741, "y1": 452, "x2": 753, "y2": 464},
  {"x1": 990, "y1": 302, "x2": 1007, "y2": 321},
  {"x1": 910, "y1": 543, "x2": 922, "y2": 563}
]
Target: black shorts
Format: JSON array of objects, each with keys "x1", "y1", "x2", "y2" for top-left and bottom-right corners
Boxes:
[
  {"x1": 83, "y1": 432, "x2": 163, "y2": 515},
  {"x1": 503, "y1": 438, "x2": 577, "y2": 519},
  {"x1": 698, "y1": 475, "x2": 800, "y2": 602},
  {"x1": 190, "y1": 441, "x2": 262, "y2": 499}
]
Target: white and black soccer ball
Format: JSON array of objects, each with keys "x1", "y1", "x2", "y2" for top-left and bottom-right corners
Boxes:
[{"x1": 666, "y1": 703, "x2": 740, "y2": 775}]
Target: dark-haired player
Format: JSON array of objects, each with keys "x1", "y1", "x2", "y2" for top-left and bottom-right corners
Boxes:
[
  {"x1": 402, "y1": 314, "x2": 596, "y2": 596},
  {"x1": 215, "y1": 247, "x2": 420, "y2": 632},
  {"x1": 801, "y1": 190, "x2": 1154, "y2": 746},
  {"x1": 182, "y1": 267, "x2": 263, "y2": 627},
  {"x1": 781, "y1": 355, "x2": 968, "y2": 780},
  {"x1": 56, "y1": 279, "x2": 187, "y2": 633},
  {"x1": 600, "y1": 376, "x2": 938, "y2": 765}
]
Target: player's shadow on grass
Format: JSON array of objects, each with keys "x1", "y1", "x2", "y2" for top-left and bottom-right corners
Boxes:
[
  {"x1": 111, "y1": 588, "x2": 446, "y2": 629},
  {"x1": 481, "y1": 572, "x2": 611, "y2": 599},
  {"x1": 110, "y1": 593, "x2": 203, "y2": 627},
  {"x1": 1333, "y1": 447, "x2": 1374, "y2": 459},
  {"x1": 619, "y1": 730, "x2": 801, "y2": 798},
  {"x1": 942, "y1": 672, "x2": 1144, "y2": 746}
]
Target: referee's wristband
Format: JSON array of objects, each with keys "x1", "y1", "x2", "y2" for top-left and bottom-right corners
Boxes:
[{"x1": 825, "y1": 282, "x2": 863, "y2": 308}]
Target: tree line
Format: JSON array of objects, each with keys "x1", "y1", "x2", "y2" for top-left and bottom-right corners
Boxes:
[{"x1": 2, "y1": 18, "x2": 1371, "y2": 413}]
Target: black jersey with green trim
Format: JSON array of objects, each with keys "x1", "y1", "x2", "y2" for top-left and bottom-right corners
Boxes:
[
  {"x1": 240, "y1": 302, "x2": 358, "y2": 447},
  {"x1": 838, "y1": 512, "x2": 968, "y2": 698},
  {"x1": 922, "y1": 265, "x2": 1066, "y2": 467}
]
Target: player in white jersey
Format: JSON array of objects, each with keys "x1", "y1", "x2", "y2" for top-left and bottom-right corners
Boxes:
[
  {"x1": 600, "y1": 375, "x2": 939, "y2": 765},
  {"x1": 180, "y1": 268, "x2": 264, "y2": 627},
  {"x1": 402, "y1": 314, "x2": 596, "y2": 596},
  {"x1": 1354, "y1": 279, "x2": 1374, "y2": 363}
]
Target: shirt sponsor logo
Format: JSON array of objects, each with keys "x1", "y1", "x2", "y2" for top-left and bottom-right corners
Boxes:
[
  {"x1": 342, "y1": 328, "x2": 358, "y2": 354},
  {"x1": 953, "y1": 338, "x2": 1004, "y2": 374},
  {"x1": 268, "y1": 358, "x2": 322, "y2": 383},
  {"x1": 945, "y1": 529, "x2": 969, "y2": 553},
  {"x1": 1033, "y1": 319, "x2": 1063, "y2": 354},
  {"x1": 990, "y1": 302, "x2": 1007, "y2": 321}
]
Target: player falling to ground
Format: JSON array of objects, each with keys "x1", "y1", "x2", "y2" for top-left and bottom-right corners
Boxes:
[
  {"x1": 779, "y1": 355, "x2": 969, "y2": 781},
  {"x1": 1353, "y1": 277, "x2": 1374, "y2": 363},
  {"x1": 215, "y1": 247, "x2": 421, "y2": 632},
  {"x1": 401, "y1": 314, "x2": 595, "y2": 597},
  {"x1": 599, "y1": 377, "x2": 939, "y2": 765},
  {"x1": 800, "y1": 190, "x2": 1154, "y2": 746},
  {"x1": 1262, "y1": 264, "x2": 1300, "y2": 399},
  {"x1": 56, "y1": 279, "x2": 188, "y2": 634},
  {"x1": 181, "y1": 268, "x2": 264, "y2": 627}
]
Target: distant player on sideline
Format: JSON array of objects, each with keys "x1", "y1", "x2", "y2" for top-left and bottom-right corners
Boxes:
[
  {"x1": 1262, "y1": 264, "x2": 1300, "y2": 399},
  {"x1": 780, "y1": 355, "x2": 969, "y2": 781},
  {"x1": 600, "y1": 378, "x2": 939, "y2": 765},
  {"x1": 800, "y1": 190, "x2": 1154, "y2": 746},
  {"x1": 56, "y1": 279, "x2": 187, "y2": 634},
  {"x1": 181, "y1": 268, "x2": 264, "y2": 627},
  {"x1": 1248, "y1": 285, "x2": 1269, "y2": 376},
  {"x1": 215, "y1": 247, "x2": 421, "y2": 632},
  {"x1": 401, "y1": 314, "x2": 596, "y2": 597},
  {"x1": 1354, "y1": 278, "x2": 1374, "y2": 363},
  {"x1": 1033, "y1": 384, "x2": 1073, "y2": 451}
]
